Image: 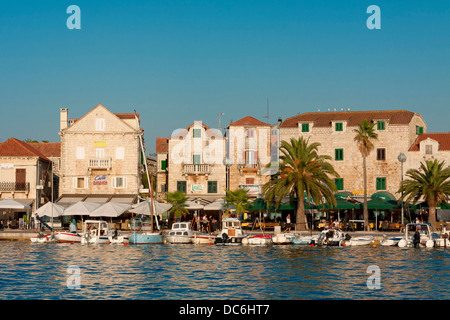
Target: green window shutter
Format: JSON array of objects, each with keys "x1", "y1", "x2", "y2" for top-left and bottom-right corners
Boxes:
[
  {"x1": 376, "y1": 178, "x2": 386, "y2": 190},
  {"x1": 208, "y1": 181, "x2": 217, "y2": 193},
  {"x1": 335, "y1": 178, "x2": 344, "y2": 191},
  {"x1": 419, "y1": 127, "x2": 424, "y2": 135},
  {"x1": 193, "y1": 154, "x2": 201, "y2": 164},
  {"x1": 377, "y1": 121, "x2": 385, "y2": 130},
  {"x1": 302, "y1": 123, "x2": 309, "y2": 132},
  {"x1": 335, "y1": 123, "x2": 343, "y2": 131},
  {"x1": 161, "y1": 160, "x2": 167, "y2": 170},
  {"x1": 335, "y1": 149, "x2": 344, "y2": 161},
  {"x1": 193, "y1": 129, "x2": 201, "y2": 138},
  {"x1": 177, "y1": 181, "x2": 187, "y2": 193}
]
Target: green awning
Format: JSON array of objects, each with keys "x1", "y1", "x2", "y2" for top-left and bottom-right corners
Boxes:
[
  {"x1": 269, "y1": 200, "x2": 315, "y2": 211},
  {"x1": 318, "y1": 198, "x2": 359, "y2": 210},
  {"x1": 410, "y1": 201, "x2": 450, "y2": 210},
  {"x1": 248, "y1": 198, "x2": 267, "y2": 211},
  {"x1": 366, "y1": 198, "x2": 397, "y2": 210},
  {"x1": 371, "y1": 191, "x2": 396, "y2": 201},
  {"x1": 335, "y1": 191, "x2": 353, "y2": 200}
]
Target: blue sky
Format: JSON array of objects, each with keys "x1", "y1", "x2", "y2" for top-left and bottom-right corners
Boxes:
[{"x1": 0, "y1": 0, "x2": 449, "y2": 152}]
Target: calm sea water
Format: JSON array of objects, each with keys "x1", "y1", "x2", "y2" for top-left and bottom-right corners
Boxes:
[{"x1": 0, "y1": 241, "x2": 448, "y2": 300}]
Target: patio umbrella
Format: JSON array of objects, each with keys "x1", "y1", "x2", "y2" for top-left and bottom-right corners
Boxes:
[
  {"x1": 89, "y1": 202, "x2": 131, "y2": 218},
  {"x1": 129, "y1": 199, "x2": 172, "y2": 215},
  {"x1": 366, "y1": 198, "x2": 397, "y2": 210},
  {"x1": 318, "y1": 199, "x2": 359, "y2": 210},
  {"x1": 62, "y1": 201, "x2": 102, "y2": 216},
  {"x1": 0, "y1": 198, "x2": 31, "y2": 209},
  {"x1": 248, "y1": 198, "x2": 267, "y2": 211},
  {"x1": 203, "y1": 199, "x2": 234, "y2": 211},
  {"x1": 185, "y1": 200, "x2": 205, "y2": 210},
  {"x1": 32, "y1": 202, "x2": 64, "y2": 217}
]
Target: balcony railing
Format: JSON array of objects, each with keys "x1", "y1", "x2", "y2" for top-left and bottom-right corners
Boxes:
[
  {"x1": 183, "y1": 164, "x2": 211, "y2": 175},
  {"x1": 88, "y1": 158, "x2": 112, "y2": 170},
  {"x1": 0, "y1": 182, "x2": 30, "y2": 192}
]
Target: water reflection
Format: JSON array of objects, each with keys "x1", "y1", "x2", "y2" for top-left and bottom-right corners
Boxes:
[{"x1": 0, "y1": 242, "x2": 448, "y2": 300}]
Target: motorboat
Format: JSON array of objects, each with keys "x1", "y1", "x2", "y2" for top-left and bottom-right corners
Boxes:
[
  {"x1": 108, "y1": 229, "x2": 128, "y2": 244},
  {"x1": 433, "y1": 223, "x2": 450, "y2": 247},
  {"x1": 345, "y1": 236, "x2": 374, "y2": 246},
  {"x1": 214, "y1": 218, "x2": 246, "y2": 245},
  {"x1": 292, "y1": 234, "x2": 317, "y2": 245},
  {"x1": 30, "y1": 233, "x2": 55, "y2": 243},
  {"x1": 54, "y1": 232, "x2": 82, "y2": 243},
  {"x1": 80, "y1": 220, "x2": 113, "y2": 245},
  {"x1": 165, "y1": 222, "x2": 194, "y2": 244},
  {"x1": 193, "y1": 233, "x2": 217, "y2": 245},
  {"x1": 272, "y1": 232, "x2": 296, "y2": 245},
  {"x1": 398, "y1": 223, "x2": 439, "y2": 248},
  {"x1": 129, "y1": 232, "x2": 164, "y2": 244},
  {"x1": 243, "y1": 234, "x2": 273, "y2": 245},
  {"x1": 380, "y1": 234, "x2": 403, "y2": 246},
  {"x1": 312, "y1": 228, "x2": 350, "y2": 246}
]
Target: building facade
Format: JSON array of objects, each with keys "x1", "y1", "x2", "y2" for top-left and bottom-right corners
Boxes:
[
  {"x1": 58, "y1": 104, "x2": 144, "y2": 206},
  {"x1": 279, "y1": 110, "x2": 428, "y2": 199}
]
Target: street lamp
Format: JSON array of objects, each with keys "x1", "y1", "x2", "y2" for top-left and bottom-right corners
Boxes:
[{"x1": 398, "y1": 153, "x2": 407, "y2": 224}]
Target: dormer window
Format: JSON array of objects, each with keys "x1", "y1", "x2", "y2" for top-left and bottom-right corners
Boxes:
[
  {"x1": 425, "y1": 145, "x2": 432, "y2": 155},
  {"x1": 193, "y1": 129, "x2": 201, "y2": 138},
  {"x1": 335, "y1": 122, "x2": 343, "y2": 132},
  {"x1": 377, "y1": 121, "x2": 385, "y2": 130},
  {"x1": 301, "y1": 123, "x2": 309, "y2": 132}
]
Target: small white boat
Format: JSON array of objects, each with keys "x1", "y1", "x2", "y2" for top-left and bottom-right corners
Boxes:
[
  {"x1": 108, "y1": 229, "x2": 128, "y2": 244},
  {"x1": 380, "y1": 234, "x2": 403, "y2": 246},
  {"x1": 345, "y1": 236, "x2": 374, "y2": 246},
  {"x1": 54, "y1": 232, "x2": 82, "y2": 243},
  {"x1": 313, "y1": 228, "x2": 350, "y2": 246},
  {"x1": 432, "y1": 223, "x2": 450, "y2": 247},
  {"x1": 193, "y1": 233, "x2": 216, "y2": 245},
  {"x1": 30, "y1": 233, "x2": 55, "y2": 243},
  {"x1": 398, "y1": 223, "x2": 439, "y2": 248},
  {"x1": 243, "y1": 234, "x2": 273, "y2": 245},
  {"x1": 165, "y1": 222, "x2": 194, "y2": 244},
  {"x1": 272, "y1": 233, "x2": 296, "y2": 245},
  {"x1": 214, "y1": 218, "x2": 246, "y2": 245},
  {"x1": 80, "y1": 220, "x2": 113, "y2": 245}
]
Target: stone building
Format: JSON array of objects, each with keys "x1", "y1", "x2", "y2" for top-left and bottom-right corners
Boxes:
[
  {"x1": 279, "y1": 109, "x2": 428, "y2": 199},
  {"x1": 155, "y1": 137, "x2": 169, "y2": 202},
  {"x1": 57, "y1": 104, "x2": 144, "y2": 206},
  {"x1": 0, "y1": 138, "x2": 53, "y2": 226},
  {"x1": 166, "y1": 120, "x2": 226, "y2": 202},
  {"x1": 406, "y1": 132, "x2": 450, "y2": 172},
  {"x1": 225, "y1": 116, "x2": 273, "y2": 199}
]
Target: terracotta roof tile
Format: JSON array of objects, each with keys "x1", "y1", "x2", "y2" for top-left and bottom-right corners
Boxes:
[
  {"x1": 409, "y1": 133, "x2": 450, "y2": 151},
  {"x1": 0, "y1": 138, "x2": 50, "y2": 161},
  {"x1": 156, "y1": 137, "x2": 169, "y2": 153},
  {"x1": 280, "y1": 110, "x2": 416, "y2": 128},
  {"x1": 228, "y1": 116, "x2": 270, "y2": 127},
  {"x1": 27, "y1": 142, "x2": 61, "y2": 158}
]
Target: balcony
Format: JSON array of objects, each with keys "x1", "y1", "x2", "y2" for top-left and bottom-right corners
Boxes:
[
  {"x1": 88, "y1": 158, "x2": 112, "y2": 172},
  {"x1": 0, "y1": 182, "x2": 30, "y2": 193},
  {"x1": 238, "y1": 160, "x2": 261, "y2": 174},
  {"x1": 183, "y1": 164, "x2": 211, "y2": 176}
]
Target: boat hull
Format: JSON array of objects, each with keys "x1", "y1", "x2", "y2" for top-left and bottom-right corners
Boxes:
[
  {"x1": 214, "y1": 236, "x2": 245, "y2": 245},
  {"x1": 129, "y1": 232, "x2": 164, "y2": 244},
  {"x1": 346, "y1": 236, "x2": 374, "y2": 246},
  {"x1": 55, "y1": 232, "x2": 81, "y2": 243},
  {"x1": 30, "y1": 234, "x2": 54, "y2": 243},
  {"x1": 193, "y1": 235, "x2": 216, "y2": 245},
  {"x1": 166, "y1": 235, "x2": 193, "y2": 244}
]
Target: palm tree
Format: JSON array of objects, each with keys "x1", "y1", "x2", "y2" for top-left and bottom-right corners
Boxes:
[
  {"x1": 166, "y1": 191, "x2": 189, "y2": 221},
  {"x1": 263, "y1": 137, "x2": 340, "y2": 231},
  {"x1": 354, "y1": 119, "x2": 378, "y2": 231},
  {"x1": 398, "y1": 159, "x2": 450, "y2": 231},
  {"x1": 224, "y1": 188, "x2": 251, "y2": 218}
]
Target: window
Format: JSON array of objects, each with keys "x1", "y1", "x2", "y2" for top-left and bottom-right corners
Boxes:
[
  {"x1": 161, "y1": 160, "x2": 167, "y2": 170},
  {"x1": 246, "y1": 178, "x2": 255, "y2": 185},
  {"x1": 301, "y1": 123, "x2": 309, "y2": 132},
  {"x1": 335, "y1": 149, "x2": 344, "y2": 161},
  {"x1": 376, "y1": 177, "x2": 386, "y2": 190},
  {"x1": 244, "y1": 150, "x2": 258, "y2": 168},
  {"x1": 193, "y1": 129, "x2": 201, "y2": 138},
  {"x1": 96, "y1": 148, "x2": 105, "y2": 159},
  {"x1": 246, "y1": 129, "x2": 255, "y2": 138},
  {"x1": 193, "y1": 154, "x2": 201, "y2": 164},
  {"x1": 335, "y1": 123, "x2": 343, "y2": 132},
  {"x1": 335, "y1": 178, "x2": 344, "y2": 191},
  {"x1": 113, "y1": 177, "x2": 126, "y2": 188},
  {"x1": 425, "y1": 145, "x2": 432, "y2": 155},
  {"x1": 160, "y1": 184, "x2": 167, "y2": 192},
  {"x1": 376, "y1": 148, "x2": 386, "y2": 161},
  {"x1": 96, "y1": 119, "x2": 105, "y2": 131},
  {"x1": 416, "y1": 126, "x2": 424, "y2": 135},
  {"x1": 208, "y1": 181, "x2": 217, "y2": 193},
  {"x1": 73, "y1": 177, "x2": 87, "y2": 189},
  {"x1": 377, "y1": 121, "x2": 385, "y2": 130},
  {"x1": 76, "y1": 147, "x2": 85, "y2": 160},
  {"x1": 116, "y1": 147, "x2": 125, "y2": 160},
  {"x1": 177, "y1": 181, "x2": 187, "y2": 193}
]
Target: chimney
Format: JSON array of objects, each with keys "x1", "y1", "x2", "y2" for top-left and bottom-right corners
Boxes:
[{"x1": 60, "y1": 108, "x2": 68, "y2": 131}]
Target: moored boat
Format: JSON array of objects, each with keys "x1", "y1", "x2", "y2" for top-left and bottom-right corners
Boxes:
[
  {"x1": 345, "y1": 236, "x2": 374, "y2": 246},
  {"x1": 165, "y1": 222, "x2": 194, "y2": 244},
  {"x1": 214, "y1": 218, "x2": 246, "y2": 245},
  {"x1": 272, "y1": 232, "x2": 296, "y2": 245},
  {"x1": 129, "y1": 232, "x2": 164, "y2": 244},
  {"x1": 54, "y1": 232, "x2": 82, "y2": 243},
  {"x1": 193, "y1": 233, "x2": 216, "y2": 245},
  {"x1": 398, "y1": 223, "x2": 439, "y2": 248},
  {"x1": 243, "y1": 234, "x2": 273, "y2": 245},
  {"x1": 380, "y1": 234, "x2": 403, "y2": 246},
  {"x1": 312, "y1": 228, "x2": 350, "y2": 246},
  {"x1": 80, "y1": 220, "x2": 112, "y2": 245}
]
